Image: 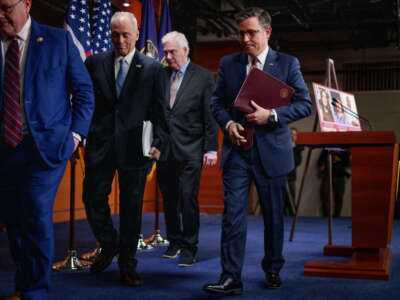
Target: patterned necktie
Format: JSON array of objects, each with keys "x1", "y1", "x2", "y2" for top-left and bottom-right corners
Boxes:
[
  {"x1": 169, "y1": 71, "x2": 180, "y2": 108},
  {"x1": 116, "y1": 57, "x2": 127, "y2": 98},
  {"x1": 2, "y1": 37, "x2": 23, "y2": 148},
  {"x1": 251, "y1": 56, "x2": 259, "y2": 71}
]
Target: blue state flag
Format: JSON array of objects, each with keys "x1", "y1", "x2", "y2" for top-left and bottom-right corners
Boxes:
[
  {"x1": 65, "y1": 0, "x2": 92, "y2": 61},
  {"x1": 158, "y1": 0, "x2": 172, "y2": 65},
  {"x1": 91, "y1": 0, "x2": 114, "y2": 54},
  {"x1": 137, "y1": 0, "x2": 159, "y2": 60}
]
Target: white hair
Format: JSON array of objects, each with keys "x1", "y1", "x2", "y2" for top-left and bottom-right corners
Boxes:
[
  {"x1": 111, "y1": 12, "x2": 138, "y2": 31},
  {"x1": 161, "y1": 31, "x2": 190, "y2": 55}
]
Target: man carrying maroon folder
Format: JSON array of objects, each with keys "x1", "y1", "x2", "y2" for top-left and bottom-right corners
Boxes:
[{"x1": 203, "y1": 7, "x2": 312, "y2": 295}]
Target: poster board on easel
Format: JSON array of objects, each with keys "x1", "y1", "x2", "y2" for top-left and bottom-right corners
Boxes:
[{"x1": 313, "y1": 83, "x2": 361, "y2": 132}]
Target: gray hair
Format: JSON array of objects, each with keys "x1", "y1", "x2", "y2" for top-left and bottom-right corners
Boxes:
[
  {"x1": 161, "y1": 31, "x2": 190, "y2": 55},
  {"x1": 235, "y1": 7, "x2": 271, "y2": 29},
  {"x1": 111, "y1": 12, "x2": 138, "y2": 31}
]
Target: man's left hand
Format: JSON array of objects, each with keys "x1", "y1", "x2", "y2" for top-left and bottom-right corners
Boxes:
[
  {"x1": 203, "y1": 153, "x2": 218, "y2": 168},
  {"x1": 149, "y1": 147, "x2": 161, "y2": 160},
  {"x1": 245, "y1": 100, "x2": 270, "y2": 125}
]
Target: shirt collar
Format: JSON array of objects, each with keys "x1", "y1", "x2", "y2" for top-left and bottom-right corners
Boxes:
[
  {"x1": 115, "y1": 48, "x2": 136, "y2": 66},
  {"x1": 248, "y1": 46, "x2": 269, "y2": 68},
  {"x1": 18, "y1": 16, "x2": 31, "y2": 42},
  {"x1": 1, "y1": 16, "x2": 31, "y2": 42},
  {"x1": 173, "y1": 58, "x2": 190, "y2": 77}
]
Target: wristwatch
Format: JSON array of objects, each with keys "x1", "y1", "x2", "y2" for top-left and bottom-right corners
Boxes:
[{"x1": 268, "y1": 109, "x2": 278, "y2": 125}]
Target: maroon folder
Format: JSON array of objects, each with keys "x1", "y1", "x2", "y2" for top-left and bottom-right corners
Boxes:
[{"x1": 234, "y1": 68, "x2": 294, "y2": 113}]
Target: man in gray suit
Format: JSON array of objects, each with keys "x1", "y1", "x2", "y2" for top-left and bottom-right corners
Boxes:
[{"x1": 157, "y1": 31, "x2": 219, "y2": 267}]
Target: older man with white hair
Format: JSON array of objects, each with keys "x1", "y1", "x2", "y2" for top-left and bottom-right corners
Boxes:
[{"x1": 157, "y1": 31, "x2": 219, "y2": 267}]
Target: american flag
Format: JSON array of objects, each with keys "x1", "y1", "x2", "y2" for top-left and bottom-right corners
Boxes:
[
  {"x1": 91, "y1": 0, "x2": 113, "y2": 54},
  {"x1": 65, "y1": 0, "x2": 92, "y2": 60}
]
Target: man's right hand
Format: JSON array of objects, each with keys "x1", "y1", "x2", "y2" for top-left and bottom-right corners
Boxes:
[{"x1": 228, "y1": 122, "x2": 247, "y2": 146}]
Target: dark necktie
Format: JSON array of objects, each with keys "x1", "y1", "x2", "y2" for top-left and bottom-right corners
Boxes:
[
  {"x1": 2, "y1": 37, "x2": 23, "y2": 148},
  {"x1": 241, "y1": 56, "x2": 259, "y2": 151}
]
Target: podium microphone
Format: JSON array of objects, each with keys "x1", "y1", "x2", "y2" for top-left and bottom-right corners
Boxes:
[{"x1": 331, "y1": 98, "x2": 373, "y2": 130}]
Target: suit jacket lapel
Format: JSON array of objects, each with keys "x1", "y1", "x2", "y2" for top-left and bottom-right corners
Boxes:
[
  {"x1": 0, "y1": 40, "x2": 3, "y2": 108},
  {"x1": 103, "y1": 51, "x2": 116, "y2": 102},
  {"x1": 237, "y1": 52, "x2": 247, "y2": 86},
  {"x1": 165, "y1": 67, "x2": 172, "y2": 108},
  {"x1": 119, "y1": 51, "x2": 142, "y2": 102},
  {"x1": 232, "y1": 52, "x2": 248, "y2": 121},
  {"x1": 24, "y1": 20, "x2": 43, "y2": 99},
  {"x1": 171, "y1": 62, "x2": 194, "y2": 109},
  {"x1": 264, "y1": 48, "x2": 279, "y2": 78}
]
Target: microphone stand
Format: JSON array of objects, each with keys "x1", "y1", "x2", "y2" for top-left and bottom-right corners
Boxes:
[{"x1": 331, "y1": 98, "x2": 373, "y2": 130}]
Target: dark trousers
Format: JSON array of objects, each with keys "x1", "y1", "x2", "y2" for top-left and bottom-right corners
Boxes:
[
  {"x1": 321, "y1": 174, "x2": 345, "y2": 217},
  {"x1": 82, "y1": 146, "x2": 147, "y2": 260},
  {"x1": 221, "y1": 146, "x2": 286, "y2": 280},
  {"x1": 0, "y1": 136, "x2": 68, "y2": 300},
  {"x1": 157, "y1": 157, "x2": 202, "y2": 252}
]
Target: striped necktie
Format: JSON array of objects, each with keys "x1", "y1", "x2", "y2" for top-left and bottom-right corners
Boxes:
[{"x1": 2, "y1": 37, "x2": 23, "y2": 148}]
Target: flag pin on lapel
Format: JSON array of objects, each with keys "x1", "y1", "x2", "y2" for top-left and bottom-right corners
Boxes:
[
  {"x1": 136, "y1": 64, "x2": 142, "y2": 68},
  {"x1": 269, "y1": 63, "x2": 273, "y2": 66},
  {"x1": 37, "y1": 37, "x2": 43, "y2": 43}
]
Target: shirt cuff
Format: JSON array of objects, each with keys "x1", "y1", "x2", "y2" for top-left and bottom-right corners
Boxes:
[
  {"x1": 206, "y1": 151, "x2": 217, "y2": 155},
  {"x1": 72, "y1": 132, "x2": 82, "y2": 142},
  {"x1": 225, "y1": 120, "x2": 234, "y2": 131}
]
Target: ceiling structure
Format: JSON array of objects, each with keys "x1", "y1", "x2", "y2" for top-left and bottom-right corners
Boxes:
[
  {"x1": 33, "y1": 0, "x2": 400, "y2": 52},
  {"x1": 170, "y1": 0, "x2": 400, "y2": 52}
]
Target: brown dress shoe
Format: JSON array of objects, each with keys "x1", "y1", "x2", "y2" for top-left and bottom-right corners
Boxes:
[{"x1": 90, "y1": 243, "x2": 118, "y2": 273}]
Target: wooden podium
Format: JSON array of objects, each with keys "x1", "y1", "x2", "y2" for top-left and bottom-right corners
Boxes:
[{"x1": 297, "y1": 131, "x2": 398, "y2": 280}]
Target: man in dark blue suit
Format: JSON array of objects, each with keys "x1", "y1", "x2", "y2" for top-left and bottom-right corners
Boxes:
[
  {"x1": 0, "y1": 0, "x2": 94, "y2": 299},
  {"x1": 203, "y1": 7, "x2": 312, "y2": 295}
]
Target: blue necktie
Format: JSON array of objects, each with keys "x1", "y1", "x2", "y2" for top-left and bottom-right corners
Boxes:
[{"x1": 116, "y1": 58, "x2": 127, "y2": 98}]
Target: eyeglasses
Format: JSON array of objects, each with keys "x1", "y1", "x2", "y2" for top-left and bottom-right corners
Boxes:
[
  {"x1": 238, "y1": 29, "x2": 262, "y2": 39},
  {"x1": 0, "y1": 0, "x2": 23, "y2": 15}
]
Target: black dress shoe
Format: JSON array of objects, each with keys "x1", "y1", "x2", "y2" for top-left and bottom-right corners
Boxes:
[
  {"x1": 119, "y1": 264, "x2": 144, "y2": 287},
  {"x1": 90, "y1": 243, "x2": 118, "y2": 273},
  {"x1": 118, "y1": 249, "x2": 143, "y2": 287},
  {"x1": 203, "y1": 277, "x2": 243, "y2": 295},
  {"x1": 178, "y1": 248, "x2": 195, "y2": 267},
  {"x1": 265, "y1": 272, "x2": 282, "y2": 289}
]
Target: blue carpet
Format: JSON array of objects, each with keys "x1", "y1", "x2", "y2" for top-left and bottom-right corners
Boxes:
[{"x1": 1, "y1": 214, "x2": 400, "y2": 299}]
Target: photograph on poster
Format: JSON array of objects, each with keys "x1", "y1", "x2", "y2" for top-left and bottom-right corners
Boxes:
[{"x1": 313, "y1": 83, "x2": 361, "y2": 132}]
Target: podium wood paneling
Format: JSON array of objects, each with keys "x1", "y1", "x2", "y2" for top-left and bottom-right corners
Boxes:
[{"x1": 297, "y1": 131, "x2": 398, "y2": 280}]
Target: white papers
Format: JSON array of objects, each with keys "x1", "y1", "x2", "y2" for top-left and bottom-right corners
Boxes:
[{"x1": 142, "y1": 120, "x2": 153, "y2": 157}]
